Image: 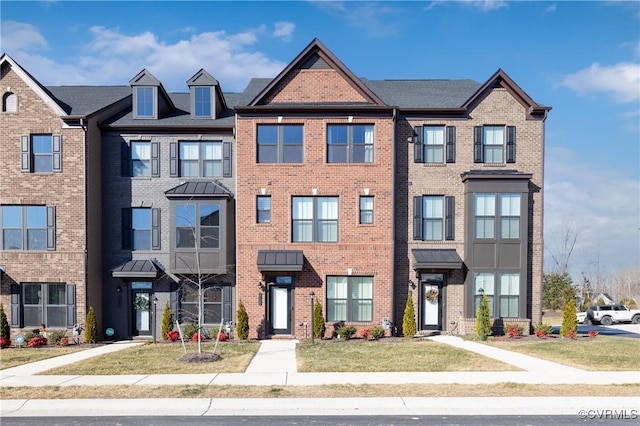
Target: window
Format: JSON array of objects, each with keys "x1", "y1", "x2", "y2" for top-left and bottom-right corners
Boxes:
[
  {"x1": 175, "y1": 204, "x2": 219, "y2": 249},
  {"x1": 135, "y1": 87, "x2": 154, "y2": 118},
  {"x1": 500, "y1": 194, "x2": 521, "y2": 239},
  {"x1": 131, "y1": 142, "x2": 151, "y2": 177},
  {"x1": 327, "y1": 124, "x2": 374, "y2": 163},
  {"x1": 1, "y1": 205, "x2": 55, "y2": 250},
  {"x1": 3, "y1": 92, "x2": 16, "y2": 112},
  {"x1": 413, "y1": 196, "x2": 454, "y2": 241},
  {"x1": 194, "y1": 87, "x2": 212, "y2": 117},
  {"x1": 359, "y1": 196, "x2": 374, "y2": 224},
  {"x1": 257, "y1": 124, "x2": 303, "y2": 163},
  {"x1": 23, "y1": 283, "x2": 67, "y2": 328},
  {"x1": 292, "y1": 197, "x2": 338, "y2": 242},
  {"x1": 121, "y1": 208, "x2": 160, "y2": 250},
  {"x1": 474, "y1": 126, "x2": 516, "y2": 163},
  {"x1": 181, "y1": 283, "x2": 222, "y2": 324},
  {"x1": 326, "y1": 276, "x2": 373, "y2": 322},
  {"x1": 474, "y1": 194, "x2": 495, "y2": 239},
  {"x1": 474, "y1": 273, "x2": 494, "y2": 317},
  {"x1": 414, "y1": 126, "x2": 456, "y2": 163},
  {"x1": 474, "y1": 193, "x2": 521, "y2": 240},
  {"x1": 499, "y1": 274, "x2": 520, "y2": 317},
  {"x1": 423, "y1": 126, "x2": 444, "y2": 163},
  {"x1": 21, "y1": 135, "x2": 62, "y2": 173},
  {"x1": 179, "y1": 141, "x2": 222, "y2": 177},
  {"x1": 257, "y1": 196, "x2": 271, "y2": 223}
]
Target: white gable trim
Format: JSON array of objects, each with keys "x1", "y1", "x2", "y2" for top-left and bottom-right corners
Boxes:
[{"x1": 1, "y1": 54, "x2": 67, "y2": 117}]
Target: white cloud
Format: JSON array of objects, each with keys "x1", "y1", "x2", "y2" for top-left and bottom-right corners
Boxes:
[
  {"x1": 544, "y1": 147, "x2": 640, "y2": 279},
  {"x1": 559, "y1": 62, "x2": 640, "y2": 103},
  {"x1": 312, "y1": 1, "x2": 399, "y2": 36},
  {"x1": 545, "y1": 4, "x2": 556, "y2": 13},
  {"x1": 1, "y1": 21, "x2": 48, "y2": 52},
  {"x1": 273, "y1": 22, "x2": 295, "y2": 41},
  {"x1": 2, "y1": 23, "x2": 287, "y2": 92},
  {"x1": 427, "y1": 0, "x2": 508, "y2": 12}
]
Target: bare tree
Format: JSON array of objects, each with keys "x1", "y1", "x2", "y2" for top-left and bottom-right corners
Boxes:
[{"x1": 545, "y1": 223, "x2": 580, "y2": 275}]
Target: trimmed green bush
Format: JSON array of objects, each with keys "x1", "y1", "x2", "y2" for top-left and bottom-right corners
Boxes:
[
  {"x1": 313, "y1": 299, "x2": 326, "y2": 339},
  {"x1": 236, "y1": 300, "x2": 249, "y2": 340},
  {"x1": 370, "y1": 324, "x2": 385, "y2": 340},
  {"x1": 560, "y1": 298, "x2": 578, "y2": 338},
  {"x1": 336, "y1": 324, "x2": 356, "y2": 340},
  {"x1": 0, "y1": 304, "x2": 10, "y2": 340},
  {"x1": 402, "y1": 293, "x2": 417, "y2": 338},
  {"x1": 48, "y1": 330, "x2": 67, "y2": 345},
  {"x1": 84, "y1": 306, "x2": 97, "y2": 343},
  {"x1": 533, "y1": 322, "x2": 553, "y2": 337},
  {"x1": 161, "y1": 302, "x2": 174, "y2": 340},
  {"x1": 475, "y1": 293, "x2": 491, "y2": 341},
  {"x1": 181, "y1": 323, "x2": 198, "y2": 340}
]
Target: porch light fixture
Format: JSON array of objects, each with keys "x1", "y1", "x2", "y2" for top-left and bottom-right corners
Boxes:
[{"x1": 408, "y1": 280, "x2": 416, "y2": 290}]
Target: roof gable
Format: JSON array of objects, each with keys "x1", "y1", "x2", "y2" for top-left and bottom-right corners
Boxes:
[
  {"x1": 0, "y1": 53, "x2": 67, "y2": 116},
  {"x1": 249, "y1": 38, "x2": 386, "y2": 107},
  {"x1": 462, "y1": 69, "x2": 551, "y2": 120},
  {"x1": 187, "y1": 69, "x2": 219, "y2": 86},
  {"x1": 129, "y1": 68, "x2": 175, "y2": 111}
]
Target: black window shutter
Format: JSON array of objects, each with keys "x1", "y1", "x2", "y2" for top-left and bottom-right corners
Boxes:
[
  {"x1": 222, "y1": 285, "x2": 232, "y2": 324},
  {"x1": 122, "y1": 208, "x2": 132, "y2": 249},
  {"x1": 506, "y1": 126, "x2": 516, "y2": 163},
  {"x1": 66, "y1": 284, "x2": 76, "y2": 328},
  {"x1": 151, "y1": 142, "x2": 160, "y2": 177},
  {"x1": 52, "y1": 135, "x2": 62, "y2": 172},
  {"x1": 46, "y1": 206, "x2": 56, "y2": 250},
  {"x1": 10, "y1": 284, "x2": 22, "y2": 328},
  {"x1": 413, "y1": 126, "x2": 423, "y2": 163},
  {"x1": 223, "y1": 141, "x2": 232, "y2": 177},
  {"x1": 151, "y1": 208, "x2": 161, "y2": 250},
  {"x1": 412, "y1": 196, "x2": 423, "y2": 240},
  {"x1": 170, "y1": 281, "x2": 179, "y2": 323},
  {"x1": 446, "y1": 126, "x2": 456, "y2": 163},
  {"x1": 121, "y1": 142, "x2": 130, "y2": 177},
  {"x1": 21, "y1": 135, "x2": 30, "y2": 172},
  {"x1": 169, "y1": 142, "x2": 178, "y2": 177},
  {"x1": 445, "y1": 196, "x2": 455, "y2": 241},
  {"x1": 474, "y1": 126, "x2": 484, "y2": 163}
]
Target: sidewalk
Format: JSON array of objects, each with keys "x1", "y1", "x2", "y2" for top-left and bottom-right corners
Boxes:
[{"x1": 2, "y1": 335, "x2": 639, "y2": 417}]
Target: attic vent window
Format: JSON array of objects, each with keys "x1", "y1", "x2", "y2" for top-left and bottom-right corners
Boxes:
[{"x1": 2, "y1": 92, "x2": 17, "y2": 113}]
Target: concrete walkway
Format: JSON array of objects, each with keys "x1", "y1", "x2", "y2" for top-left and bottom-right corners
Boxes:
[{"x1": 245, "y1": 339, "x2": 299, "y2": 373}]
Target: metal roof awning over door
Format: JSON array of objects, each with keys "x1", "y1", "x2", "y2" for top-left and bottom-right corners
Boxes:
[
  {"x1": 111, "y1": 259, "x2": 160, "y2": 279},
  {"x1": 412, "y1": 249, "x2": 463, "y2": 270},
  {"x1": 257, "y1": 250, "x2": 304, "y2": 272}
]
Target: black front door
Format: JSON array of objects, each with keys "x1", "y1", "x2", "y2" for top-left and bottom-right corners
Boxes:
[
  {"x1": 131, "y1": 282, "x2": 153, "y2": 336},
  {"x1": 267, "y1": 276, "x2": 293, "y2": 335},
  {"x1": 420, "y1": 274, "x2": 443, "y2": 331}
]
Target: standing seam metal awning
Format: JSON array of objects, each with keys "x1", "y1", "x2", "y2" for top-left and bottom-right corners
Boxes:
[
  {"x1": 412, "y1": 249, "x2": 463, "y2": 270},
  {"x1": 257, "y1": 250, "x2": 304, "y2": 272},
  {"x1": 111, "y1": 259, "x2": 160, "y2": 278}
]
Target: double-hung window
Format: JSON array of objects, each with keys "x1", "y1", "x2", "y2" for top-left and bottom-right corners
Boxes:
[
  {"x1": 135, "y1": 87, "x2": 154, "y2": 118},
  {"x1": 474, "y1": 125, "x2": 516, "y2": 163},
  {"x1": 483, "y1": 126, "x2": 504, "y2": 163},
  {"x1": 181, "y1": 283, "x2": 221, "y2": 324},
  {"x1": 327, "y1": 124, "x2": 374, "y2": 163},
  {"x1": 194, "y1": 87, "x2": 212, "y2": 118},
  {"x1": 499, "y1": 273, "x2": 520, "y2": 317},
  {"x1": 1, "y1": 205, "x2": 55, "y2": 250},
  {"x1": 474, "y1": 273, "x2": 495, "y2": 317},
  {"x1": 21, "y1": 135, "x2": 62, "y2": 173},
  {"x1": 179, "y1": 141, "x2": 223, "y2": 177},
  {"x1": 473, "y1": 272, "x2": 520, "y2": 318},
  {"x1": 423, "y1": 126, "x2": 444, "y2": 163},
  {"x1": 474, "y1": 193, "x2": 521, "y2": 240},
  {"x1": 414, "y1": 126, "x2": 456, "y2": 163},
  {"x1": 413, "y1": 196, "x2": 455, "y2": 241},
  {"x1": 257, "y1": 124, "x2": 303, "y2": 163},
  {"x1": 131, "y1": 141, "x2": 151, "y2": 177},
  {"x1": 175, "y1": 204, "x2": 220, "y2": 249},
  {"x1": 359, "y1": 196, "x2": 374, "y2": 224},
  {"x1": 121, "y1": 207, "x2": 160, "y2": 250},
  {"x1": 257, "y1": 196, "x2": 271, "y2": 223},
  {"x1": 292, "y1": 197, "x2": 338, "y2": 243},
  {"x1": 132, "y1": 208, "x2": 151, "y2": 250},
  {"x1": 326, "y1": 276, "x2": 373, "y2": 322},
  {"x1": 23, "y1": 283, "x2": 67, "y2": 328},
  {"x1": 474, "y1": 194, "x2": 496, "y2": 239},
  {"x1": 500, "y1": 194, "x2": 521, "y2": 239}
]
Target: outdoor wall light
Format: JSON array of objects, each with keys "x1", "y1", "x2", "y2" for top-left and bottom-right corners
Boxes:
[
  {"x1": 116, "y1": 286, "x2": 122, "y2": 293},
  {"x1": 408, "y1": 279, "x2": 416, "y2": 290}
]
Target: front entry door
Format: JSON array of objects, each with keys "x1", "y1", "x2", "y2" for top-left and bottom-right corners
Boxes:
[
  {"x1": 420, "y1": 274, "x2": 443, "y2": 331},
  {"x1": 132, "y1": 282, "x2": 153, "y2": 336},
  {"x1": 268, "y1": 277, "x2": 293, "y2": 335}
]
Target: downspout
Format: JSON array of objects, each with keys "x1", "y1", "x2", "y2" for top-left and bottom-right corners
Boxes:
[
  {"x1": 390, "y1": 108, "x2": 397, "y2": 331},
  {"x1": 82, "y1": 117, "x2": 89, "y2": 325}
]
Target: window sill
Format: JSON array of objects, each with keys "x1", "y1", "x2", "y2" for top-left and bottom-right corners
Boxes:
[{"x1": 481, "y1": 163, "x2": 507, "y2": 167}]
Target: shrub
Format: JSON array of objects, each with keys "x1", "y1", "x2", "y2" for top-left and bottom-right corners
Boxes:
[
  {"x1": 475, "y1": 293, "x2": 491, "y2": 341},
  {"x1": 504, "y1": 323, "x2": 524, "y2": 338},
  {"x1": 27, "y1": 336, "x2": 48, "y2": 348},
  {"x1": 23, "y1": 331, "x2": 38, "y2": 342},
  {"x1": 85, "y1": 306, "x2": 97, "y2": 344},
  {"x1": 313, "y1": 299, "x2": 326, "y2": 339},
  {"x1": 560, "y1": 298, "x2": 578, "y2": 338},
  {"x1": 359, "y1": 328, "x2": 370, "y2": 340},
  {"x1": 181, "y1": 323, "x2": 198, "y2": 340},
  {"x1": 402, "y1": 293, "x2": 417, "y2": 338},
  {"x1": 47, "y1": 330, "x2": 67, "y2": 345},
  {"x1": 161, "y1": 302, "x2": 174, "y2": 340},
  {"x1": 0, "y1": 337, "x2": 10, "y2": 348},
  {"x1": 236, "y1": 301, "x2": 249, "y2": 340},
  {"x1": 370, "y1": 325, "x2": 385, "y2": 340},
  {"x1": 59, "y1": 337, "x2": 69, "y2": 346},
  {"x1": 0, "y1": 304, "x2": 10, "y2": 340},
  {"x1": 336, "y1": 325, "x2": 356, "y2": 340},
  {"x1": 565, "y1": 330, "x2": 577, "y2": 340},
  {"x1": 166, "y1": 330, "x2": 180, "y2": 342},
  {"x1": 533, "y1": 322, "x2": 553, "y2": 337},
  {"x1": 587, "y1": 330, "x2": 599, "y2": 339},
  {"x1": 192, "y1": 332, "x2": 205, "y2": 342},
  {"x1": 217, "y1": 331, "x2": 228, "y2": 341}
]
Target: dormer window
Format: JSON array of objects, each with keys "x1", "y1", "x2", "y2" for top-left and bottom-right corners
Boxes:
[
  {"x1": 194, "y1": 87, "x2": 212, "y2": 118},
  {"x1": 135, "y1": 87, "x2": 155, "y2": 118}
]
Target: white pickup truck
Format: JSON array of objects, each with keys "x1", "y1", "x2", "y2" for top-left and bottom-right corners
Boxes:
[{"x1": 578, "y1": 304, "x2": 640, "y2": 325}]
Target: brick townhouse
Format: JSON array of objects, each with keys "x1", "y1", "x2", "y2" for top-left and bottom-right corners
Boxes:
[{"x1": 0, "y1": 38, "x2": 549, "y2": 340}]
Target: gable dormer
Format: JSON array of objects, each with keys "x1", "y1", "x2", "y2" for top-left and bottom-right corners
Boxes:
[
  {"x1": 129, "y1": 69, "x2": 174, "y2": 119},
  {"x1": 187, "y1": 69, "x2": 226, "y2": 119}
]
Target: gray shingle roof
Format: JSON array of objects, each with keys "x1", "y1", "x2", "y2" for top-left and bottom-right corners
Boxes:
[
  {"x1": 362, "y1": 79, "x2": 482, "y2": 109},
  {"x1": 45, "y1": 86, "x2": 131, "y2": 116}
]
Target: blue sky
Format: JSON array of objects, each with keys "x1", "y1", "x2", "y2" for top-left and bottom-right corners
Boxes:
[{"x1": 2, "y1": 1, "x2": 639, "y2": 286}]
